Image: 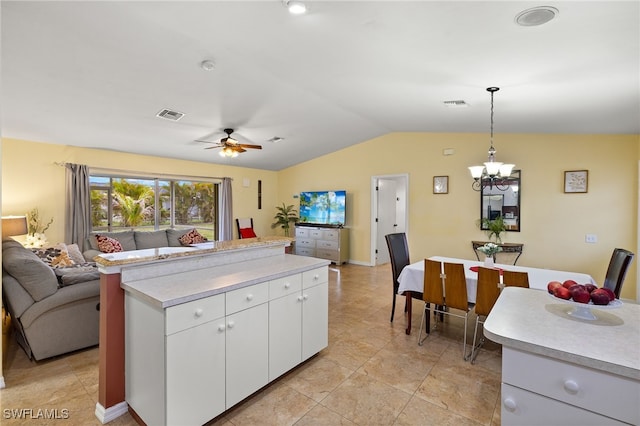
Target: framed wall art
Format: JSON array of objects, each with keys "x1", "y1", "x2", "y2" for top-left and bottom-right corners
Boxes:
[
  {"x1": 564, "y1": 170, "x2": 588, "y2": 193},
  {"x1": 433, "y1": 176, "x2": 449, "y2": 194}
]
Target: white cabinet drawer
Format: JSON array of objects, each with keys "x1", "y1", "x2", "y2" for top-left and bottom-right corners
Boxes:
[
  {"x1": 226, "y1": 282, "x2": 269, "y2": 315},
  {"x1": 165, "y1": 294, "x2": 225, "y2": 335},
  {"x1": 269, "y1": 274, "x2": 302, "y2": 300},
  {"x1": 503, "y1": 348, "x2": 639, "y2": 424},
  {"x1": 296, "y1": 239, "x2": 316, "y2": 248},
  {"x1": 501, "y1": 383, "x2": 626, "y2": 425},
  {"x1": 295, "y1": 228, "x2": 309, "y2": 238},
  {"x1": 322, "y1": 230, "x2": 339, "y2": 241},
  {"x1": 317, "y1": 240, "x2": 338, "y2": 250},
  {"x1": 309, "y1": 229, "x2": 323, "y2": 239},
  {"x1": 302, "y1": 267, "x2": 328, "y2": 289}
]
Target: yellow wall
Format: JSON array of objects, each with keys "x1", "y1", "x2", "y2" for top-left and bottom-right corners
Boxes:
[
  {"x1": 1, "y1": 138, "x2": 280, "y2": 241},
  {"x1": 2, "y1": 134, "x2": 639, "y2": 300},
  {"x1": 278, "y1": 132, "x2": 639, "y2": 300}
]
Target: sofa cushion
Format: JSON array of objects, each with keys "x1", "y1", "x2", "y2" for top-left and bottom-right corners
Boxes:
[
  {"x1": 88, "y1": 231, "x2": 136, "y2": 251},
  {"x1": 96, "y1": 235, "x2": 123, "y2": 253},
  {"x1": 66, "y1": 243, "x2": 86, "y2": 264},
  {"x1": 134, "y1": 230, "x2": 169, "y2": 249},
  {"x1": 166, "y1": 228, "x2": 194, "y2": 247},
  {"x1": 2, "y1": 247, "x2": 59, "y2": 302},
  {"x1": 179, "y1": 229, "x2": 208, "y2": 245},
  {"x1": 54, "y1": 268, "x2": 101, "y2": 287}
]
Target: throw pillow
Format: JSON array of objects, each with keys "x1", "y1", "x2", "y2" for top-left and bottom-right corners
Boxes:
[
  {"x1": 96, "y1": 235, "x2": 123, "y2": 253},
  {"x1": 239, "y1": 228, "x2": 257, "y2": 238},
  {"x1": 66, "y1": 243, "x2": 87, "y2": 264},
  {"x1": 32, "y1": 247, "x2": 63, "y2": 266},
  {"x1": 50, "y1": 251, "x2": 75, "y2": 268},
  {"x1": 178, "y1": 229, "x2": 208, "y2": 245}
]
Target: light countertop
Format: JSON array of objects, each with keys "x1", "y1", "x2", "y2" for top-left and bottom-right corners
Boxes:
[
  {"x1": 484, "y1": 287, "x2": 640, "y2": 380},
  {"x1": 121, "y1": 254, "x2": 329, "y2": 309}
]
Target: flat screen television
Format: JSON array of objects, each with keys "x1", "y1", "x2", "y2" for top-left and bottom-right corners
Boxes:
[{"x1": 299, "y1": 190, "x2": 346, "y2": 227}]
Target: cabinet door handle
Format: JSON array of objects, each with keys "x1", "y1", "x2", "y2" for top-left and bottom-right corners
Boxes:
[
  {"x1": 563, "y1": 379, "x2": 580, "y2": 394},
  {"x1": 297, "y1": 295, "x2": 304, "y2": 302},
  {"x1": 313, "y1": 274, "x2": 319, "y2": 280},
  {"x1": 227, "y1": 320, "x2": 235, "y2": 329},
  {"x1": 246, "y1": 294, "x2": 254, "y2": 301},
  {"x1": 217, "y1": 324, "x2": 226, "y2": 332},
  {"x1": 194, "y1": 309, "x2": 204, "y2": 318},
  {"x1": 503, "y1": 397, "x2": 517, "y2": 412},
  {"x1": 302, "y1": 294, "x2": 309, "y2": 301}
]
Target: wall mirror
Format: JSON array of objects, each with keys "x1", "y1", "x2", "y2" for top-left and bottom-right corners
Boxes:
[{"x1": 480, "y1": 170, "x2": 520, "y2": 232}]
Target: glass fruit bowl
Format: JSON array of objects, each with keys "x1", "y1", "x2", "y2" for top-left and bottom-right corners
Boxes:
[{"x1": 547, "y1": 292, "x2": 622, "y2": 320}]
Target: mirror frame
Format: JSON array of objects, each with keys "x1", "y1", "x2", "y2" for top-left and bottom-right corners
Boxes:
[{"x1": 479, "y1": 169, "x2": 521, "y2": 232}]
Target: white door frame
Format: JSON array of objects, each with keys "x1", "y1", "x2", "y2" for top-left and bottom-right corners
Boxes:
[{"x1": 370, "y1": 174, "x2": 409, "y2": 266}]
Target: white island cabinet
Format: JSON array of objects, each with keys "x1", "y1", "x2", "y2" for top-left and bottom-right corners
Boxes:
[
  {"x1": 123, "y1": 255, "x2": 329, "y2": 426},
  {"x1": 484, "y1": 287, "x2": 640, "y2": 426}
]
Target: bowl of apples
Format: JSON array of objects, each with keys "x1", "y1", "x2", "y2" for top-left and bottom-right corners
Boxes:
[{"x1": 547, "y1": 280, "x2": 622, "y2": 320}]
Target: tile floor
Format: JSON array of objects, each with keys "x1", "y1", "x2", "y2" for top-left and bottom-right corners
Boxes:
[{"x1": 1, "y1": 263, "x2": 502, "y2": 425}]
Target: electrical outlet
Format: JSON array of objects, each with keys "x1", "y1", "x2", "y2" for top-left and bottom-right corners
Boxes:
[{"x1": 585, "y1": 234, "x2": 598, "y2": 243}]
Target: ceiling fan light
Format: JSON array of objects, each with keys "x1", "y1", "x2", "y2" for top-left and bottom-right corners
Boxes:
[
  {"x1": 287, "y1": 1, "x2": 307, "y2": 14},
  {"x1": 468, "y1": 166, "x2": 485, "y2": 179}
]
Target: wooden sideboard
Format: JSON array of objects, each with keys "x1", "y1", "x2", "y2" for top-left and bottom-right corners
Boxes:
[{"x1": 471, "y1": 240, "x2": 523, "y2": 265}]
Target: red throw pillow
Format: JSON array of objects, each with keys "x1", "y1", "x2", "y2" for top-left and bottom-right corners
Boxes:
[
  {"x1": 239, "y1": 228, "x2": 257, "y2": 238},
  {"x1": 179, "y1": 229, "x2": 208, "y2": 245},
  {"x1": 96, "y1": 235, "x2": 123, "y2": 253}
]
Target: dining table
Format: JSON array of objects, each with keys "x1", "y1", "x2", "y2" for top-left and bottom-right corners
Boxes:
[{"x1": 397, "y1": 256, "x2": 597, "y2": 335}]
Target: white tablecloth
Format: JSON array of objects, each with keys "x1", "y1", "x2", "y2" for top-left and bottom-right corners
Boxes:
[{"x1": 397, "y1": 256, "x2": 596, "y2": 303}]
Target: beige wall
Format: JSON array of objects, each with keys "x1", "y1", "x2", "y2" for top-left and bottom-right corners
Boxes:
[
  {"x1": 278, "y1": 132, "x2": 639, "y2": 300},
  {"x1": 1, "y1": 138, "x2": 280, "y2": 242}
]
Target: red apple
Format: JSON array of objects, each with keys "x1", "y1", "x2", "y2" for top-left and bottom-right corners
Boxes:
[
  {"x1": 553, "y1": 286, "x2": 571, "y2": 300},
  {"x1": 547, "y1": 281, "x2": 563, "y2": 294},
  {"x1": 568, "y1": 284, "x2": 586, "y2": 293},
  {"x1": 571, "y1": 288, "x2": 591, "y2": 304},
  {"x1": 600, "y1": 287, "x2": 616, "y2": 301},
  {"x1": 584, "y1": 284, "x2": 597, "y2": 294},
  {"x1": 563, "y1": 279, "x2": 578, "y2": 289},
  {"x1": 590, "y1": 289, "x2": 610, "y2": 305}
]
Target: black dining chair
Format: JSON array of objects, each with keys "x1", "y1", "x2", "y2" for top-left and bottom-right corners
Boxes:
[
  {"x1": 385, "y1": 233, "x2": 414, "y2": 323},
  {"x1": 603, "y1": 248, "x2": 634, "y2": 298}
]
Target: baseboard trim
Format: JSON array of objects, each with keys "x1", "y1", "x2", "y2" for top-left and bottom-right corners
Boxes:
[{"x1": 95, "y1": 401, "x2": 128, "y2": 424}]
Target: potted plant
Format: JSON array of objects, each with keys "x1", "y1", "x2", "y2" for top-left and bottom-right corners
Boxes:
[
  {"x1": 481, "y1": 216, "x2": 506, "y2": 243},
  {"x1": 271, "y1": 203, "x2": 299, "y2": 237}
]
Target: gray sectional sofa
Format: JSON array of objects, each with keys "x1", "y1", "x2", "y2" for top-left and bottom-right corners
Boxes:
[
  {"x1": 2, "y1": 239, "x2": 100, "y2": 360},
  {"x1": 2, "y1": 228, "x2": 198, "y2": 361}
]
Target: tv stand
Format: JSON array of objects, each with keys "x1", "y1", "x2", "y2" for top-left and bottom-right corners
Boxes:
[
  {"x1": 296, "y1": 223, "x2": 343, "y2": 229},
  {"x1": 294, "y1": 225, "x2": 349, "y2": 264}
]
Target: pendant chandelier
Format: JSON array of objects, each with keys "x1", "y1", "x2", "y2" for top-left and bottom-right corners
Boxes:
[{"x1": 468, "y1": 87, "x2": 515, "y2": 191}]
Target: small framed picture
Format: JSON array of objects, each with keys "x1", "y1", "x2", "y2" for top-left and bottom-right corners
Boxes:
[
  {"x1": 433, "y1": 176, "x2": 449, "y2": 194},
  {"x1": 564, "y1": 170, "x2": 588, "y2": 193}
]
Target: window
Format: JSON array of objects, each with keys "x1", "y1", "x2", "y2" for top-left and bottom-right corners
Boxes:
[{"x1": 89, "y1": 175, "x2": 219, "y2": 240}]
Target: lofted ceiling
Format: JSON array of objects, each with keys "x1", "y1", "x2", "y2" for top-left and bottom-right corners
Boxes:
[{"x1": 1, "y1": 1, "x2": 639, "y2": 171}]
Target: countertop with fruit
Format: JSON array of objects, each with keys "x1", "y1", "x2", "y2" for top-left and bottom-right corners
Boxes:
[{"x1": 484, "y1": 287, "x2": 639, "y2": 380}]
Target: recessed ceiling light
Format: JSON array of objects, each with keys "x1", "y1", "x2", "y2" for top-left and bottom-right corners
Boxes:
[
  {"x1": 156, "y1": 109, "x2": 185, "y2": 121},
  {"x1": 284, "y1": 1, "x2": 307, "y2": 15},
  {"x1": 268, "y1": 136, "x2": 285, "y2": 143},
  {"x1": 200, "y1": 60, "x2": 215, "y2": 71},
  {"x1": 515, "y1": 6, "x2": 559, "y2": 27}
]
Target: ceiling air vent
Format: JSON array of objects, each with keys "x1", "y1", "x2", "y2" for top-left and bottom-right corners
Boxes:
[
  {"x1": 443, "y1": 100, "x2": 468, "y2": 108},
  {"x1": 156, "y1": 109, "x2": 185, "y2": 121}
]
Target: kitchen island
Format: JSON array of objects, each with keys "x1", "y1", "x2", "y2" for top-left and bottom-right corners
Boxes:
[
  {"x1": 92, "y1": 237, "x2": 329, "y2": 424},
  {"x1": 484, "y1": 287, "x2": 640, "y2": 425}
]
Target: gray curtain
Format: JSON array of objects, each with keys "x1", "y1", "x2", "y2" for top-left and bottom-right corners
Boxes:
[
  {"x1": 219, "y1": 177, "x2": 233, "y2": 241},
  {"x1": 64, "y1": 163, "x2": 91, "y2": 251}
]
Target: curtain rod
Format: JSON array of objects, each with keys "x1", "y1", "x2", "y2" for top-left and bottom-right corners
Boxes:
[{"x1": 54, "y1": 162, "x2": 232, "y2": 181}]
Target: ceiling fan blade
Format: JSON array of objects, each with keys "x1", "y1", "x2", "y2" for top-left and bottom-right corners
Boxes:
[
  {"x1": 204, "y1": 146, "x2": 218, "y2": 150},
  {"x1": 234, "y1": 146, "x2": 247, "y2": 153},
  {"x1": 238, "y1": 144, "x2": 262, "y2": 150}
]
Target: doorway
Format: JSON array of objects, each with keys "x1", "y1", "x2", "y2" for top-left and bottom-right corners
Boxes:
[{"x1": 371, "y1": 174, "x2": 409, "y2": 266}]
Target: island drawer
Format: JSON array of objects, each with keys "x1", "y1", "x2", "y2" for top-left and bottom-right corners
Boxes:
[
  {"x1": 269, "y1": 274, "x2": 302, "y2": 299},
  {"x1": 226, "y1": 281, "x2": 269, "y2": 315},
  {"x1": 165, "y1": 293, "x2": 225, "y2": 335},
  {"x1": 302, "y1": 267, "x2": 328, "y2": 288},
  {"x1": 503, "y1": 347, "x2": 638, "y2": 424}
]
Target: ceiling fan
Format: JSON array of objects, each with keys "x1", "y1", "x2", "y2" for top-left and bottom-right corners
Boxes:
[{"x1": 195, "y1": 128, "x2": 262, "y2": 157}]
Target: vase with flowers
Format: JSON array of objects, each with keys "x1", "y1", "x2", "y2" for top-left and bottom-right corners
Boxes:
[
  {"x1": 24, "y1": 207, "x2": 53, "y2": 248},
  {"x1": 477, "y1": 242, "x2": 502, "y2": 267}
]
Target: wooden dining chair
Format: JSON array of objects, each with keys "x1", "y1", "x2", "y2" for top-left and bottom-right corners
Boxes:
[
  {"x1": 470, "y1": 267, "x2": 501, "y2": 364},
  {"x1": 418, "y1": 259, "x2": 444, "y2": 344},
  {"x1": 385, "y1": 233, "x2": 417, "y2": 322},
  {"x1": 502, "y1": 270, "x2": 529, "y2": 288},
  {"x1": 419, "y1": 261, "x2": 474, "y2": 360}
]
